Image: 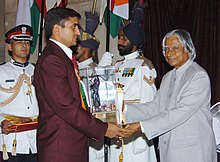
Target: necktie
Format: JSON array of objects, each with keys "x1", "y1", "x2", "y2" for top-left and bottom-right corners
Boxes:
[
  {"x1": 72, "y1": 55, "x2": 79, "y2": 71},
  {"x1": 72, "y1": 54, "x2": 89, "y2": 110}
]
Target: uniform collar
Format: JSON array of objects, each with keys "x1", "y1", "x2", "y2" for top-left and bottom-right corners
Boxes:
[
  {"x1": 78, "y1": 58, "x2": 93, "y2": 69},
  {"x1": 10, "y1": 59, "x2": 29, "y2": 67},
  {"x1": 124, "y1": 51, "x2": 139, "y2": 60},
  {"x1": 49, "y1": 38, "x2": 72, "y2": 59}
]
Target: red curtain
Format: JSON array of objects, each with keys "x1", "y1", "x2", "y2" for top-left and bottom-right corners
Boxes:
[{"x1": 141, "y1": 0, "x2": 220, "y2": 104}]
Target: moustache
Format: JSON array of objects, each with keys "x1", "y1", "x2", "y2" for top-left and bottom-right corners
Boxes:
[{"x1": 118, "y1": 44, "x2": 126, "y2": 49}]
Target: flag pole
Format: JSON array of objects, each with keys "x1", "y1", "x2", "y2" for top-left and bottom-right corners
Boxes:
[
  {"x1": 104, "y1": 1, "x2": 110, "y2": 162},
  {"x1": 92, "y1": 0, "x2": 97, "y2": 13},
  {"x1": 38, "y1": 0, "x2": 45, "y2": 57},
  {"x1": 106, "y1": 0, "x2": 110, "y2": 52}
]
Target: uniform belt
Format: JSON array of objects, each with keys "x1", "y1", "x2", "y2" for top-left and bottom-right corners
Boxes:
[
  {"x1": 3, "y1": 114, "x2": 38, "y2": 132},
  {"x1": 124, "y1": 100, "x2": 140, "y2": 104}
]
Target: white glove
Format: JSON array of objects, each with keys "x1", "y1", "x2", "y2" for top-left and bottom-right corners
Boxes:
[{"x1": 98, "y1": 52, "x2": 113, "y2": 67}]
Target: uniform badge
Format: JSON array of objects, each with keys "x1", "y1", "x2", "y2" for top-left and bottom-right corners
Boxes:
[
  {"x1": 122, "y1": 68, "x2": 135, "y2": 77},
  {"x1": 21, "y1": 27, "x2": 27, "y2": 34},
  {"x1": 143, "y1": 75, "x2": 155, "y2": 85}
]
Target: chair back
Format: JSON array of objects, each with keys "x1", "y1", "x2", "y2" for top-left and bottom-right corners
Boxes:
[{"x1": 210, "y1": 102, "x2": 220, "y2": 153}]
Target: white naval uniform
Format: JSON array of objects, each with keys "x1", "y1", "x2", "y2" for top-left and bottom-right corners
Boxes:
[
  {"x1": 78, "y1": 58, "x2": 105, "y2": 162},
  {"x1": 0, "y1": 59, "x2": 39, "y2": 154},
  {"x1": 110, "y1": 51, "x2": 157, "y2": 162}
]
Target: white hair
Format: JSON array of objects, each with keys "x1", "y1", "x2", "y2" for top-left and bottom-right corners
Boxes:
[{"x1": 162, "y1": 29, "x2": 196, "y2": 60}]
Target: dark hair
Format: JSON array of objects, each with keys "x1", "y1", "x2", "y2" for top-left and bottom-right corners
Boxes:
[{"x1": 44, "y1": 7, "x2": 81, "y2": 41}]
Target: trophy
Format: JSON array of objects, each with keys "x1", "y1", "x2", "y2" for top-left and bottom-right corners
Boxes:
[{"x1": 80, "y1": 66, "x2": 117, "y2": 122}]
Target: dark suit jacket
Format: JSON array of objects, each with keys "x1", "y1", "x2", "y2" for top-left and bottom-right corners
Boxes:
[{"x1": 34, "y1": 41, "x2": 108, "y2": 162}]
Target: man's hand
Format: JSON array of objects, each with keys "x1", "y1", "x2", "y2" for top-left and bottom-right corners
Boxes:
[
  {"x1": 1, "y1": 119, "x2": 14, "y2": 134},
  {"x1": 125, "y1": 122, "x2": 141, "y2": 136},
  {"x1": 105, "y1": 123, "x2": 130, "y2": 138}
]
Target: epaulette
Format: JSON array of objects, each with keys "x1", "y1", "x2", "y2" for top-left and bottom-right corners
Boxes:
[
  {"x1": 137, "y1": 54, "x2": 154, "y2": 70},
  {"x1": 0, "y1": 62, "x2": 6, "y2": 66}
]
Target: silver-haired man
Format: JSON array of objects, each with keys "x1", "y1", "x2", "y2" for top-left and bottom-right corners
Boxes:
[{"x1": 123, "y1": 29, "x2": 217, "y2": 162}]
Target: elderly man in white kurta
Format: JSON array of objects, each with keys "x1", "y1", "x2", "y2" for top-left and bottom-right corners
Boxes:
[
  {"x1": 124, "y1": 29, "x2": 217, "y2": 162},
  {"x1": 109, "y1": 22, "x2": 157, "y2": 162}
]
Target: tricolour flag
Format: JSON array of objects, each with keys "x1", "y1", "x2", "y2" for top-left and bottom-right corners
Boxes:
[
  {"x1": 101, "y1": 0, "x2": 129, "y2": 38},
  {"x1": 16, "y1": 0, "x2": 40, "y2": 54},
  {"x1": 35, "y1": 0, "x2": 68, "y2": 17},
  {"x1": 111, "y1": 0, "x2": 129, "y2": 20},
  {"x1": 16, "y1": 0, "x2": 68, "y2": 54}
]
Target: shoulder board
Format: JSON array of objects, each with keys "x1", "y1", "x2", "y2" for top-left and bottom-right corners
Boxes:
[
  {"x1": 116, "y1": 58, "x2": 125, "y2": 63},
  {"x1": 142, "y1": 58, "x2": 154, "y2": 70},
  {"x1": 0, "y1": 62, "x2": 6, "y2": 66},
  {"x1": 136, "y1": 55, "x2": 154, "y2": 70}
]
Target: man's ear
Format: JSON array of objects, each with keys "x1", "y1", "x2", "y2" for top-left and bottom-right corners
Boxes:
[
  {"x1": 53, "y1": 24, "x2": 61, "y2": 36},
  {"x1": 8, "y1": 44, "x2": 12, "y2": 52},
  {"x1": 132, "y1": 45, "x2": 137, "y2": 52}
]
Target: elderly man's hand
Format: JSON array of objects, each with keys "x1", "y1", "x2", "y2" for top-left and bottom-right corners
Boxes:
[
  {"x1": 1, "y1": 120, "x2": 14, "y2": 135},
  {"x1": 105, "y1": 123, "x2": 131, "y2": 139},
  {"x1": 124, "y1": 122, "x2": 141, "y2": 136}
]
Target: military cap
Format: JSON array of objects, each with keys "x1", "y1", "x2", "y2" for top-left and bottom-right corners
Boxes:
[
  {"x1": 5, "y1": 24, "x2": 33, "y2": 44},
  {"x1": 123, "y1": 22, "x2": 146, "y2": 47},
  {"x1": 78, "y1": 12, "x2": 100, "y2": 50},
  {"x1": 121, "y1": 2, "x2": 147, "y2": 48}
]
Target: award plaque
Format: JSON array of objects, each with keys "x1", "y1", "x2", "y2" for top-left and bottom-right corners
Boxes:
[{"x1": 80, "y1": 66, "x2": 117, "y2": 122}]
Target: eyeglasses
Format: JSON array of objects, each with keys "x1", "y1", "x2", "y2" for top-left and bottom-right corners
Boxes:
[{"x1": 163, "y1": 44, "x2": 183, "y2": 53}]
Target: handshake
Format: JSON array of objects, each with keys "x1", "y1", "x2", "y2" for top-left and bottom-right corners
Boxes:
[{"x1": 105, "y1": 122, "x2": 141, "y2": 139}]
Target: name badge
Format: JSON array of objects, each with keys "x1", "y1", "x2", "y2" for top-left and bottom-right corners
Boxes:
[{"x1": 5, "y1": 79, "x2": 15, "y2": 83}]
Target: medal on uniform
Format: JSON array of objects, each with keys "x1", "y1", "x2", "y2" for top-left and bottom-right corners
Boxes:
[{"x1": 122, "y1": 68, "x2": 135, "y2": 77}]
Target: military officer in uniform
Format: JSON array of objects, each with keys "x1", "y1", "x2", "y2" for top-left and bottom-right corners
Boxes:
[
  {"x1": 75, "y1": 12, "x2": 113, "y2": 162},
  {"x1": 110, "y1": 22, "x2": 158, "y2": 162},
  {"x1": 0, "y1": 24, "x2": 38, "y2": 162},
  {"x1": 75, "y1": 11, "x2": 100, "y2": 73},
  {"x1": 75, "y1": 11, "x2": 112, "y2": 73}
]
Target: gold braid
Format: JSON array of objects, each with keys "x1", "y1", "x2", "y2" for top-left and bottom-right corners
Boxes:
[{"x1": 0, "y1": 73, "x2": 31, "y2": 107}]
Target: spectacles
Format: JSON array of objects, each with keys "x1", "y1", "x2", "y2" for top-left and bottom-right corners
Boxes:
[{"x1": 163, "y1": 44, "x2": 183, "y2": 53}]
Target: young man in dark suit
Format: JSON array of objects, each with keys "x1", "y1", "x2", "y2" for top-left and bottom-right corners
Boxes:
[{"x1": 34, "y1": 7, "x2": 129, "y2": 162}]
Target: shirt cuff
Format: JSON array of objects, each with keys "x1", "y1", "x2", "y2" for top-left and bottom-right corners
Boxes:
[{"x1": 140, "y1": 122, "x2": 145, "y2": 133}]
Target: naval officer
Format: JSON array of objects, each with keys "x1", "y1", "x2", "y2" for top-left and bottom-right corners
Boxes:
[
  {"x1": 110, "y1": 22, "x2": 158, "y2": 162},
  {"x1": 0, "y1": 24, "x2": 38, "y2": 162}
]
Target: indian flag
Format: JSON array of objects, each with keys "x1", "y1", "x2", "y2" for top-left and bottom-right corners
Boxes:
[
  {"x1": 111, "y1": 0, "x2": 129, "y2": 20},
  {"x1": 101, "y1": 0, "x2": 129, "y2": 38},
  {"x1": 16, "y1": 0, "x2": 40, "y2": 54},
  {"x1": 16, "y1": 0, "x2": 68, "y2": 54},
  {"x1": 35, "y1": 0, "x2": 68, "y2": 17}
]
